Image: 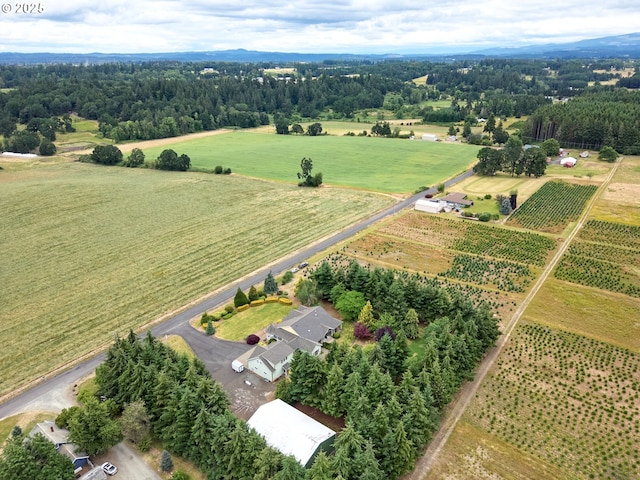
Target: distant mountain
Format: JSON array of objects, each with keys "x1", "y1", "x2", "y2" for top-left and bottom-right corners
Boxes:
[
  {"x1": 1, "y1": 32, "x2": 639, "y2": 64},
  {"x1": 469, "y1": 32, "x2": 640, "y2": 58}
]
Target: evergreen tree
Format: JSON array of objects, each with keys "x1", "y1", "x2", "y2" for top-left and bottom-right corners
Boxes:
[
  {"x1": 306, "y1": 451, "x2": 333, "y2": 480},
  {"x1": 264, "y1": 271, "x2": 278, "y2": 295},
  {"x1": 253, "y1": 446, "x2": 283, "y2": 480},
  {"x1": 68, "y1": 397, "x2": 122, "y2": 456},
  {"x1": 312, "y1": 261, "x2": 335, "y2": 298},
  {"x1": 205, "y1": 320, "x2": 215, "y2": 336},
  {"x1": 273, "y1": 455, "x2": 306, "y2": 480},
  {"x1": 234, "y1": 287, "x2": 249, "y2": 307},
  {"x1": 161, "y1": 450, "x2": 174, "y2": 472},
  {"x1": 321, "y1": 363, "x2": 345, "y2": 418},
  {"x1": 248, "y1": 285, "x2": 260, "y2": 302},
  {"x1": 357, "y1": 301, "x2": 375, "y2": 331},
  {"x1": 401, "y1": 308, "x2": 419, "y2": 339}
]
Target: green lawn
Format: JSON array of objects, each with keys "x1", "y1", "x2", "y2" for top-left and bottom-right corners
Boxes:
[
  {"x1": 214, "y1": 303, "x2": 294, "y2": 341},
  {"x1": 0, "y1": 163, "x2": 391, "y2": 396},
  {"x1": 141, "y1": 131, "x2": 479, "y2": 193}
]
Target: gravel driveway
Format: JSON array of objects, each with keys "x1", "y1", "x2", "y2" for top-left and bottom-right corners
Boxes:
[{"x1": 94, "y1": 442, "x2": 160, "y2": 480}]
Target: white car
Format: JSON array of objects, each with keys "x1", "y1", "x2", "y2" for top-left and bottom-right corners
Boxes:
[
  {"x1": 290, "y1": 267, "x2": 299, "y2": 273},
  {"x1": 102, "y1": 462, "x2": 118, "y2": 476}
]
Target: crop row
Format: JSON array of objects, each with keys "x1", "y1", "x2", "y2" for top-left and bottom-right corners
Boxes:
[
  {"x1": 579, "y1": 220, "x2": 640, "y2": 250},
  {"x1": 381, "y1": 212, "x2": 556, "y2": 266},
  {"x1": 554, "y1": 254, "x2": 640, "y2": 297},
  {"x1": 507, "y1": 181, "x2": 598, "y2": 233},
  {"x1": 469, "y1": 322, "x2": 640, "y2": 479},
  {"x1": 438, "y1": 254, "x2": 532, "y2": 292},
  {"x1": 567, "y1": 240, "x2": 640, "y2": 266},
  {"x1": 452, "y1": 223, "x2": 556, "y2": 266}
]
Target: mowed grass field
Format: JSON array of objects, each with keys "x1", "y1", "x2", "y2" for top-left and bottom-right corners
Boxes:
[
  {"x1": 0, "y1": 163, "x2": 392, "y2": 397},
  {"x1": 426, "y1": 156, "x2": 640, "y2": 479},
  {"x1": 141, "y1": 131, "x2": 479, "y2": 193}
]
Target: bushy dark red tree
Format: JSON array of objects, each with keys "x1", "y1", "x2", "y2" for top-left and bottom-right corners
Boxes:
[
  {"x1": 246, "y1": 334, "x2": 260, "y2": 345},
  {"x1": 353, "y1": 322, "x2": 372, "y2": 340},
  {"x1": 374, "y1": 326, "x2": 396, "y2": 342}
]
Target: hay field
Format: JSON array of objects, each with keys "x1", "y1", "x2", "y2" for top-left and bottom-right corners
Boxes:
[
  {"x1": 140, "y1": 131, "x2": 478, "y2": 193},
  {"x1": 0, "y1": 163, "x2": 392, "y2": 396}
]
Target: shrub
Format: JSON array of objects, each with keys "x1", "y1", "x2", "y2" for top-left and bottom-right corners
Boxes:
[
  {"x1": 200, "y1": 312, "x2": 214, "y2": 325},
  {"x1": 237, "y1": 304, "x2": 250, "y2": 312},
  {"x1": 246, "y1": 334, "x2": 260, "y2": 345},
  {"x1": 213, "y1": 165, "x2": 223, "y2": 174},
  {"x1": 170, "y1": 471, "x2": 191, "y2": 480},
  {"x1": 478, "y1": 212, "x2": 492, "y2": 222},
  {"x1": 224, "y1": 168, "x2": 232, "y2": 174},
  {"x1": 354, "y1": 322, "x2": 372, "y2": 340},
  {"x1": 222, "y1": 312, "x2": 234, "y2": 320},
  {"x1": 484, "y1": 193, "x2": 492, "y2": 200},
  {"x1": 224, "y1": 305, "x2": 234, "y2": 314},
  {"x1": 279, "y1": 297, "x2": 292, "y2": 305},
  {"x1": 250, "y1": 299, "x2": 265, "y2": 307},
  {"x1": 248, "y1": 285, "x2": 260, "y2": 302},
  {"x1": 281, "y1": 270, "x2": 294, "y2": 285},
  {"x1": 265, "y1": 296, "x2": 279, "y2": 303},
  {"x1": 137, "y1": 436, "x2": 152, "y2": 452}
]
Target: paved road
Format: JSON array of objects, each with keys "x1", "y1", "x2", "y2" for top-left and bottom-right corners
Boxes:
[{"x1": 0, "y1": 168, "x2": 475, "y2": 421}]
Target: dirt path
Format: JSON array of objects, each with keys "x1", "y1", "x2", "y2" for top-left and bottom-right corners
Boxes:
[
  {"x1": 406, "y1": 159, "x2": 622, "y2": 479},
  {"x1": 64, "y1": 128, "x2": 233, "y2": 156}
]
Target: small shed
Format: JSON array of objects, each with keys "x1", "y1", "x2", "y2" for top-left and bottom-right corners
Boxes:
[
  {"x1": 421, "y1": 133, "x2": 439, "y2": 142},
  {"x1": 415, "y1": 199, "x2": 445, "y2": 214},
  {"x1": 560, "y1": 156, "x2": 577, "y2": 167},
  {"x1": 248, "y1": 399, "x2": 336, "y2": 467}
]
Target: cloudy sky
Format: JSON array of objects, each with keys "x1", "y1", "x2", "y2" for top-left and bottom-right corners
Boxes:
[{"x1": 0, "y1": 0, "x2": 637, "y2": 54}]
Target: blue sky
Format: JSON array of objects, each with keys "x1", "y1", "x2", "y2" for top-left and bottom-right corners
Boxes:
[{"x1": 0, "y1": 0, "x2": 638, "y2": 53}]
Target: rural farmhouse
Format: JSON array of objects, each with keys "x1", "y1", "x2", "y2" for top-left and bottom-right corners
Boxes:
[
  {"x1": 29, "y1": 421, "x2": 91, "y2": 475},
  {"x1": 245, "y1": 306, "x2": 342, "y2": 382}
]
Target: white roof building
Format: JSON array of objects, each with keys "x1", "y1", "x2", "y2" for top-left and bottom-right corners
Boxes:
[
  {"x1": 247, "y1": 399, "x2": 336, "y2": 467},
  {"x1": 560, "y1": 156, "x2": 577, "y2": 166},
  {"x1": 415, "y1": 198, "x2": 445, "y2": 214}
]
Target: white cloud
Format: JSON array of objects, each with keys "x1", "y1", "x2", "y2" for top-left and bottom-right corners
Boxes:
[{"x1": 0, "y1": 0, "x2": 637, "y2": 53}]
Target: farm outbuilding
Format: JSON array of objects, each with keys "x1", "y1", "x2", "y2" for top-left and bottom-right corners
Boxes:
[
  {"x1": 247, "y1": 399, "x2": 336, "y2": 467},
  {"x1": 560, "y1": 157, "x2": 577, "y2": 167},
  {"x1": 415, "y1": 198, "x2": 445, "y2": 214},
  {"x1": 441, "y1": 192, "x2": 474, "y2": 208},
  {"x1": 421, "y1": 133, "x2": 439, "y2": 142}
]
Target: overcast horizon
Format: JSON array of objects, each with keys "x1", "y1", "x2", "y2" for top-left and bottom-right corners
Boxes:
[{"x1": 0, "y1": 1, "x2": 638, "y2": 54}]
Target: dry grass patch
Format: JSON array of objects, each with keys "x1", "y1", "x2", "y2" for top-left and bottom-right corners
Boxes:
[
  {"x1": 161, "y1": 335, "x2": 196, "y2": 359},
  {"x1": 523, "y1": 278, "x2": 640, "y2": 352},
  {"x1": 425, "y1": 419, "x2": 568, "y2": 480},
  {"x1": 342, "y1": 232, "x2": 454, "y2": 274}
]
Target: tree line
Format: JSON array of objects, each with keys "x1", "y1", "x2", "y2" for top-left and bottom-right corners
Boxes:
[
  {"x1": 524, "y1": 89, "x2": 640, "y2": 153},
  {"x1": 91, "y1": 331, "x2": 309, "y2": 479}
]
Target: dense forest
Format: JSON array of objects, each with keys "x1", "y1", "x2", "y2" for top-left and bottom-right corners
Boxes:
[{"x1": 0, "y1": 58, "x2": 637, "y2": 152}]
